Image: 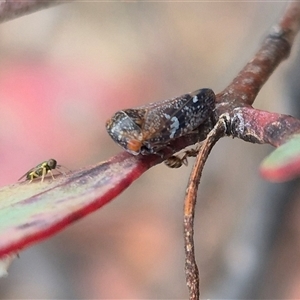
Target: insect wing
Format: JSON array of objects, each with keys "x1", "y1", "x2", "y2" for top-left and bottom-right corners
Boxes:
[
  {"x1": 143, "y1": 88, "x2": 215, "y2": 143},
  {"x1": 18, "y1": 166, "x2": 38, "y2": 181},
  {"x1": 18, "y1": 171, "x2": 32, "y2": 181}
]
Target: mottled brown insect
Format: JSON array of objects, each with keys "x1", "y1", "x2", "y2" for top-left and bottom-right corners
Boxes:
[
  {"x1": 106, "y1": 88, "x2": 215, "y2": 155},
  {"x1": 164, "y1": 148, "x2": 199, "y2": 168},
  {"x1": 18, "y1": 159, "x2": 66, "y2": 183}
]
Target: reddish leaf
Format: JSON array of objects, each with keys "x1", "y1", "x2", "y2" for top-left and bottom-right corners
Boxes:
[
  {"x1": 0, "y1": 152, "x2": 154, "y2": 259},
  {"x1": 260, "y1": 134, "x2": 300, "y2": 182},
  {"x1": 0, "y1": 131, "x2": 199, "y2": 264}
]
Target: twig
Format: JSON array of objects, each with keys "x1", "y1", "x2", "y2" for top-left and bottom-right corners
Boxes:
[
  {"x1": 216, "y1": 2, "x2": 300, "y2": 113},
  {"x1": 183, "y1": 116, "x2": 228, "y2": 300}
]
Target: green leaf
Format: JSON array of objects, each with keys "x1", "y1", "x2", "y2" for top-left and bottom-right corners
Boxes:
[{"x1": 260, "y1": 134, "x2": 300, "y2": 182}]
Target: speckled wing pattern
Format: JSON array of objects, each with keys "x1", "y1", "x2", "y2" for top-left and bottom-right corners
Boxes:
[{"x1": 140, "y1": 88, "x2": 215, "y2": 147}]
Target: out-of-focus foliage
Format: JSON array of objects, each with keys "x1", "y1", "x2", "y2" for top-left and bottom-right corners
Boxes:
[{"x1": 261, "y1": 134, "x2": 300, "y2": 182}]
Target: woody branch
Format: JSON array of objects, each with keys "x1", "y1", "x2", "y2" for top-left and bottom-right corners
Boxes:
[
  {"x1": 184, "y1": 2, "x2": 300, "y2": 300},
  {"x1": 215, "y1": 2, "x2": 300, "y2": 146}
]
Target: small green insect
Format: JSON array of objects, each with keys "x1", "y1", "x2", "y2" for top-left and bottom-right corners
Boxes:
[{"x1": 18, "y1": 159, "x2": 66, "y2": 183}]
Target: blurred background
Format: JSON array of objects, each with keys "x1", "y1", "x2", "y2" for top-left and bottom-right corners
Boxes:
[{"x1": 0, "y1": 2, "x2": 299, "y2": 298}]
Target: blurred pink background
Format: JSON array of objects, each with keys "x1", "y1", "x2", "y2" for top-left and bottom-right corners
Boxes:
[{"x1": 0, "y1": 2, "x2": 298, "y2": 299}]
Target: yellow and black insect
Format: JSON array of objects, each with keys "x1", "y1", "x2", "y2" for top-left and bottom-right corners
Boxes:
[{"x1": 18, "y1": 159, "x2": 65, "y2": 183}]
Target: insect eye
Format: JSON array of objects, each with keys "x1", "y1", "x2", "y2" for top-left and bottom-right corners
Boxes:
[
  {"x1": 48, "y1": 159, "x2": 57, "y2": 168},
  {"x1": 126, "y1": 139, "x2": 142, "y2": 153}
]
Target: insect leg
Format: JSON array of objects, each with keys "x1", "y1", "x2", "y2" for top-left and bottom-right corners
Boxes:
[
  {"x1": 164, "y1": 145, "x2": 201, "y2": 169},
  {"x1": 49, "y1": 170, "x2": 56, "y2": 181},
  {"x1": 41, "y1": 167, "x2": 47, "y2": 182},
  {"x1": 28, "y1": 174, "x2": 34, "y2": 183}
]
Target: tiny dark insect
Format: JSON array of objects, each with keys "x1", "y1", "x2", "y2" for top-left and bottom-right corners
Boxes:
[
  {"x1": 106, "y1": 88, "x2": 215, "y2": 155},
  {"x1": 164, "y1": 148, "x2": 199, "y2": 168},
  {"x1": 18, "y1": 159, "x2": 66, "y2": 183}
]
